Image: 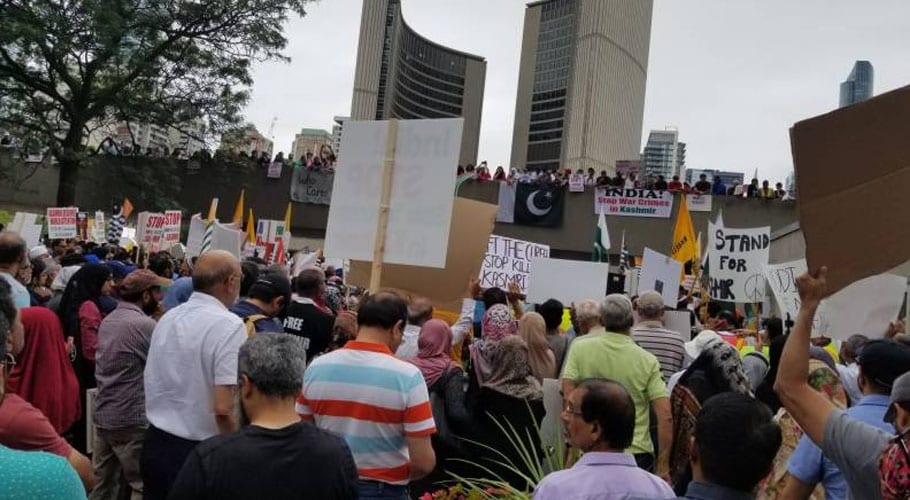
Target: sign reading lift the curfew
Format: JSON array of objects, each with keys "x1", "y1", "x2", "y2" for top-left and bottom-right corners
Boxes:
[
  {"x1": 324, "y1": 119, "x2": 463, "y2": 268},
  {"x1": 479, "y1": 235, "x2": 550, "y2": 293}
]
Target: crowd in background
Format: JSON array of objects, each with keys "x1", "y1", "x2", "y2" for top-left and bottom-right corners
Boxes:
[
  {"x1": 0, "y1": 227, "x2": 908, "y2": 499},
  {"x1": 457, "y1": 161, "x2": 793, "y2": 200}
]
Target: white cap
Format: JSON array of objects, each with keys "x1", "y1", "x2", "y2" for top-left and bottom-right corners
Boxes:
[
  {"x1": 685, "y1": 330, "x2": 722, "y2": 360},
  {"x1": 28, "y1": 245, "x2": 49, "y2": 260}
]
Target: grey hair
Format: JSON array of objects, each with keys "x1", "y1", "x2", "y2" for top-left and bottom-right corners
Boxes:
[
  {"x1": 238, "y1": 334, "x2": 307, "y2": 398},
  {"x1": 601, "y1": 294, "x2": 634, "y2": 333},
  {"x1": 575, "y1": 299, "x2": 602, "y2": 322},
  {"x1": 637, "y1": 290, "x2": 664, "y2": 320}
]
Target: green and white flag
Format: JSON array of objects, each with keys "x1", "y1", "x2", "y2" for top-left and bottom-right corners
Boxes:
[{"x1": 593, "y1": 211, "x2": 610, "y2": 262}]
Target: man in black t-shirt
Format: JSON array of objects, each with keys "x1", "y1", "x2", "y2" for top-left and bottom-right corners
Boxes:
[
  {"x1": 694, "y1": 173, "x2": 712, "y2": 194},
  {"x1": 169, "y1": 334, "x2": 356, "y2": 500},
  {"x1": 283, "y1": 268, "x2": 335, "y2": 360}
]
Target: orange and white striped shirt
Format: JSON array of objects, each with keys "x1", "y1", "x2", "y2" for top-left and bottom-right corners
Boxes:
[{"x1": 297, "y1": 341, "x2": 435, "y2": 485}]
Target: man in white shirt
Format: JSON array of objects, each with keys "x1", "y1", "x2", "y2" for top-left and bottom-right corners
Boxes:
[
  {"x1": 0, "y1": 232, "x2": 31, "y2": 309},
  {"x1": 141, "y1": 250, "x2": 245, "y2": 500}
]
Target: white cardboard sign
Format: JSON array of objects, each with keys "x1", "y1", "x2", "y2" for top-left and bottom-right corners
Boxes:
[
  {"x1": 527, "y1": 258, "x2": 610, "y2": 305},
  {"x1": 324, "y1": 119, "x2": 462, "y2": 268},
  {"x1": 686, "y1": 194, "x2": 712, "y2": 212},
  {"x1": 479, "y1": 235, "x2": 550, "y2": 293},
  {"x1": 818, "y1": 273, "x2": 907, "y2": 341},
  {"x1": 46, "y1": 207, "x2": 78, "y2": 239},
  {"x1": 639, "y1": 247, "x2": 683, "y2": 307},
  {"x1": 707, "y1": 221, "x2": 769, "y2": 303}
]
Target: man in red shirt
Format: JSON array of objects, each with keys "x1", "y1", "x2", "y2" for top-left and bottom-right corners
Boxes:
[{"x1": 667, "y1": 175, "x2": 683, "y2": 192}]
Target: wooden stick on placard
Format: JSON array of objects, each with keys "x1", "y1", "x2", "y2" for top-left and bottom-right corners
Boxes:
[{"x1": 369, "y1": 119, "x2": 399, "y2": 293}]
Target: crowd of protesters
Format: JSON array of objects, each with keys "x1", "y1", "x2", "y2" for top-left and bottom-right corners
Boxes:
[
  {"x1": 457, "y1": 161, "x2": 793, "y2": 200},
  {"x1": 0, "y1": 224, "x2": 907, "y2": 499}
]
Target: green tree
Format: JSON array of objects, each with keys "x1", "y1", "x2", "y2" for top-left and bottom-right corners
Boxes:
[{"x1": 0, "y1": 0, "x2": 310, "y2": 205}]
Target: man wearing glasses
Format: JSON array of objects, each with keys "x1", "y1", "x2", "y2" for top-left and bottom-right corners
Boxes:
[{"x1": 776, "y1": 266, "x2": 910, "y2": 500}]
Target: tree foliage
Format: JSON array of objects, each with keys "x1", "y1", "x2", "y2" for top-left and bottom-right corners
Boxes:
[{"x1": 0, "y1": 0, "x2": 310, "y2": 205}]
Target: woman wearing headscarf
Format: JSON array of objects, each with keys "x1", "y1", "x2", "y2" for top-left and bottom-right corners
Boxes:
[
  {"x1": 465, "y1": 336, "x2": 545, "y2": 492},
  {"x1": 56, "y1": 263, "x2": 112, "y2": 389},
  {"x1": 469, "y1": 304, "x2": 518, "y2": 385},
  {"x1": 409, "y1": 320, "x2": 473, "y2": 498},
  {"x1": 669, "y1": 340, "x2": 753, "y2": 494},
  {"x1": 26, "y1": 258, "x2": 53, "y2": 306},
  {"x1": 56, "y1": 263, "x2": 112, "y2": 452},
  {"x1": 518, "y1": 312, "x2": 556, "y2": 381},
  {"x1": 6, "y1": 307, "x2": 81, "y2": 434},
  {"x1": 756, "y1": 348, "x2": 847, "y2": 499},
  {"x1": 756, "y1": 333, "x2": 788, "y2": 413}
]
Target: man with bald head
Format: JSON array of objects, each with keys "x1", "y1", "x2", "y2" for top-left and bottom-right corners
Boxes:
[
  {"x1": 395, "y1": 296, "x2": 434, "y2": 359},
  {"x1": 142, "y1": 250, "x2": 245, "y2": 500}
]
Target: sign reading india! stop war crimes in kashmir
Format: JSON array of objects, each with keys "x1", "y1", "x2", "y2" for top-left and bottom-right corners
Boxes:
[
  {"x1": 479, "y1": 235, "x2": 550, "y2": 293},
  {"x1": 594, "y1": 188, "x2": 674, "y2": 218}
]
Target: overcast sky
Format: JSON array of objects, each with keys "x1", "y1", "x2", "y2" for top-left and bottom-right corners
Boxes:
[{"x1": 245, "y1": 0, "x2": 910, "y2": 183}]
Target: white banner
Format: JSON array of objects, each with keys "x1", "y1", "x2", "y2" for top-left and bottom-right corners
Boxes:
[
  {"x1": 163, "y1": 210, "x2": 182, "y2": 249},
  {"x1": 686, "y1": 194, "x2": 712, "y2": 212},
  {"x1": 93, "y1": 211, "x2": 106, "y2": 244},
  {"x1": 496, "y1": 182, "x2": 515, "y2": 223},
  {"x1": 479, "y1": 235, "x2": 550, "y2": 293},
  {"x1": 46, "y1": 207, "x2": 78, "y2": 239},
  {"x1": 527, "y1": 258, "x2": 610, "y2": 306},
  {"x1": 639, "y1": 247, "x2": 683, "y2": 307},
  {"x1": 325, "y1": 119, "x2": 462, "y2": 268},
  {"x1": 568, "y1": 174, "x2": 585, "y2": 193},
  {"x1": 707, "y1": 221, "x2": 770, "y2": 303},
  {"x1": 594, "y1": 188, "x2": 673, "y2": 218}
]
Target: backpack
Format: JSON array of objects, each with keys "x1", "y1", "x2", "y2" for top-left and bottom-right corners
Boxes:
[{"x1": 243, "y1": 314, "x2": 268, "y2": 337}]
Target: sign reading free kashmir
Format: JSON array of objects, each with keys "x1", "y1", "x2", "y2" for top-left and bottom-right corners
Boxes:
[
  {"x1": 479, "y1": 235, "x2": 550, "y2": 293},
  {"x1": 594, "y1": 188, "x2": 674, "y2": 218}
]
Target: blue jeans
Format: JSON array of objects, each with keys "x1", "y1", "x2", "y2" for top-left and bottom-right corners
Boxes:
[{"x1": 356, "y1": 480, "x2": 409, "y2": 500}]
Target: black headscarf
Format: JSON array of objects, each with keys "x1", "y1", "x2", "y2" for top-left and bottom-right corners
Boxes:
[{"x1": 56, "y1": 263, "x2": 111, "y2": 339}]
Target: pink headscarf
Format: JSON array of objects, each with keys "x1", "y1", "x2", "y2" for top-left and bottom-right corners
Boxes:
[
  {"x1": 471, "y1": 304, "x2": 519, "y2": 384},
  {"x1": 481, "y1": 304, "x2": 518, "y2": 341},
  {"x1": 411, "y1": 320, "x2": 459, "y2": 387}
]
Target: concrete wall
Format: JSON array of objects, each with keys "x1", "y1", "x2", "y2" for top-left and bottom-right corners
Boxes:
[
  {"x1": 458, "y1": 181, "x2": 799, "y2": 258},
  {"x1": 0, "y1": 152, "x2": 799, "y2": 257}
]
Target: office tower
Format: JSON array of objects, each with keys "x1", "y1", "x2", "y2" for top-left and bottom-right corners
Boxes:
[
  {"x1": 350, "y1": 0, "x2": 487, "y2": 166},
  {"x1": 839, "y1": 61, "x2": 874, "y2": 108},
  {"x1": 510, "y1": 0, "x2": 653, "y2": 173},
  {"x1": 642, "y1": 129, "x2": 685, "y2": 180}
]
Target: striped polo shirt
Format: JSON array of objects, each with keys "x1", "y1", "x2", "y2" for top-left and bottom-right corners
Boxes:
[
  {"x1": 632, "y1": 321, "x2": 686, "y2": 382},
  {"x1": 297, "y1": 341, "x2": 435, "y2": 485}
]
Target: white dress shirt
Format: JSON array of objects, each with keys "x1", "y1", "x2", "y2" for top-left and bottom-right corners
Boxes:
[{"x1": 144, "y1": 292, "x2": 245, "y2": 441}]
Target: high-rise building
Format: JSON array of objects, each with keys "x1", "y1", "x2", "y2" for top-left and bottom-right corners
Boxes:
[
  {"x1": 291, "y1": 128, "x2": 332, "y2": 160},
  {"x1": 349, "y1": 0, "x2": 487, "y2": 167},
  {"x1": 331, "y1": 116, "x2": 348, "y2": 158},
  {"x1": 839, "y1": 60, "x2": 874, "y2": 108},
  {"x1": 642, "y1": 129, "x2": 685, "y2": 180},
  {"x1": 510, "y1": 0, "x2": 653, "y2": 173}
]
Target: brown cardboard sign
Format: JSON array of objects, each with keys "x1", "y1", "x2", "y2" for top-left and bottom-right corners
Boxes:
[
  {"x1": 790, "y1": 85, "x2": 910, "y2": 296},
  {"x1": 348, "y1": 198, "x2": 497, "y2": 312}
]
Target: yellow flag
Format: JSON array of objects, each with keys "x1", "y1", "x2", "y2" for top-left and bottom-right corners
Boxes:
[
  {"x1": 206, "y1": 198, "x2": 219, "y2": 222},
  {"x1": 232, "y1": 190, "x2": 245, "y2": 226},
  {"x1": 246, "y1": 208, "x2": 255, "y2": 245},
  {"x1": 671, "y1": 194, "x2": 697, "y2": 264},
  {"x1": 284, "y1": 202, "x2": 292, "y2": 229}
]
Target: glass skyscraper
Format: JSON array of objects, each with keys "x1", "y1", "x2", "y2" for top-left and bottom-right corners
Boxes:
[{"x1": 839, "y1": 61, "x2": 874, "y2": 108}]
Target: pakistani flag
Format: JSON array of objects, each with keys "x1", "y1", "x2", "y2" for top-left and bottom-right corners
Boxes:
[{"x1": 593, "y1": 212, "x2": 610, "y2": 262}]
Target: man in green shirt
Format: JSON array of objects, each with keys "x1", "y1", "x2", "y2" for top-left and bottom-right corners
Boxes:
[{"x1": 561, "y1": 294, "x2": 672, "y2": 481}]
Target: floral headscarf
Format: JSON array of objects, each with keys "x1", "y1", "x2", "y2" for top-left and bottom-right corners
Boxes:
[{"x1": 470, "y1": 304, "x2": 518, "y2": 384}]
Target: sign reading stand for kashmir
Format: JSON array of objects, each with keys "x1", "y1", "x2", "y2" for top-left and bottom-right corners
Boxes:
[
  {"x1": 46, "y1": 207, "x2": 78, "y2": 239},
  {"x1": 479, "y1": 235, "x2": 550, "y2": 293},
  {"x1": 324, "y1": 118, "x2": 462, "y2": 268},
  {"x1": 594, "y1": 188, "x2": 674, "y2": 218},
  {"x1": 707, "y1": 220, "x2": 770, "y2": 303}
]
